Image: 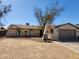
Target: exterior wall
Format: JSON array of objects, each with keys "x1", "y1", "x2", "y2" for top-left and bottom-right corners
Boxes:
[
  {"x1": 32, "y1": 30, "x2": 40, "y2": 36},
  {"x1": 76, "y1": 29, "x2": 79, "y2": 39},
  {"x1": 29, "y1": 29, "x2": 40, "y2": 37},
  {"x1": 20, "y1": 30, "x2": 26, "y2": 37},
  {"x1": 6, "y1": 29, "x2": 17, "y2": 37},
  {"x1": 53, "y1": 28, "x2": 59, "y2": 40},
  {"x1": 6, "y1": 28, "x2": 40, "y2": 37}
]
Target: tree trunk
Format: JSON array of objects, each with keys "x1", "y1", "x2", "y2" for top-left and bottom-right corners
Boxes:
[
  {"x1": 42, "y1": 24, "x2": 48, "y2": 41},
  {"x1": 42, "y1": 24, "x2": 53, "y2": 42}
]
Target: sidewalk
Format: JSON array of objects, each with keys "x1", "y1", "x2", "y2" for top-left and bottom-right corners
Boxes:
[{"x1": 53, "y1": 41, "x2": 79, "y2": 54}]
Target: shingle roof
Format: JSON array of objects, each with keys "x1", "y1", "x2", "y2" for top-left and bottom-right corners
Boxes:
[
  {"x1": 55, "y1": 23, "x2": 79, "y2": 29},
  {"x1": 8, "y1": 24, "x2": 41, "y2": 30},
  {"x1": 8, "y1": 23, "x2": 79, "y2": 30}
]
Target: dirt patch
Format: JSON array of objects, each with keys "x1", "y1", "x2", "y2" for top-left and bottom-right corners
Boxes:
[{"x1": 0, "y1": 38, "x2": 79, "y2": 59}]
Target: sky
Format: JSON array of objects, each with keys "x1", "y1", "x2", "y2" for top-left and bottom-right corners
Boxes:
[{"x1": 2, "y1": 0, "x2": 79, "y2": 26}]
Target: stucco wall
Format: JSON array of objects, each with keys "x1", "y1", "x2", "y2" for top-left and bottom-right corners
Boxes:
[
  {"x1": 29, "y1": 30, "x2": 40, "y2": 37},
  {"x1": 18, "y1": 29, "x2": 40, "y2": 37},
  {"x1": 76, "y1": 30, "x2": 79, "y2": 39},
  {"x1": 6, "y1": 29, "x2": 17, "y2": 37},
  {"x1": 6, "y1": 28, "x2": 40, "y2": 37},
  {"x1": 20, "y1": 30, "x2": 26, "y2": 37},
  {"x1": 53, "y1": 29, "x2": 59, "y2": 40}
]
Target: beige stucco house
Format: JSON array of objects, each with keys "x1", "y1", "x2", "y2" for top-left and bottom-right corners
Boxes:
[{"x1": 6, "y1": 23, "x2": 79, "y2": 41}]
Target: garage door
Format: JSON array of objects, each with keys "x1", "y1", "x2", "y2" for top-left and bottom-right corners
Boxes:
[{"x1": 59, "y1": 29, "x2": 76, "y2": 41}]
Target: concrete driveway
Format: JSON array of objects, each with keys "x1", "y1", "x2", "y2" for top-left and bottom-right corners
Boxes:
[{"x1": 53, "y1": 41, "x2": 79, "y2": 54}]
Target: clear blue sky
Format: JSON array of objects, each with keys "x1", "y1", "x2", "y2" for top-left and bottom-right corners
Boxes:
[{"x1": 3, "y1": 0, "x2": 79, "y2": 26}]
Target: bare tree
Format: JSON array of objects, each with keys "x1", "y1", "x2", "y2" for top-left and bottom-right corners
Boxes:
[
  {"x1": 34, "y1": 1, "x2": 64, "y2": 42},
  {"x1": 0, "y1": 0, "x2": 11, "y2": 27}
]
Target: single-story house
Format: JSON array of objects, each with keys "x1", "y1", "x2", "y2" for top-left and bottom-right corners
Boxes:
[
  {"x1": 6, "y1": 23, "x2": 79, "y2": 41},
  {"x1": 6, "y1": 24, "x2": 41, "y2": 37},
  {"x1": 54, "y1": 23, "x2": 79, "y2": 41}
]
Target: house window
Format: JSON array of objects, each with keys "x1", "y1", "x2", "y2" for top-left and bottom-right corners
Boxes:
[{"x1": 25, "y1": 31, "x2": 27, "y2": 33}]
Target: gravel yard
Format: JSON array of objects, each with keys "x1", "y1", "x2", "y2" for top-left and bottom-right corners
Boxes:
[{"x1": 0, "y1": 38, "x2": 79, "y2": 59}]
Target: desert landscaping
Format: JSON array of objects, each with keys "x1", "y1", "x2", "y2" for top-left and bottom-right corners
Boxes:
[{"x1": 0, "y1": 37, "x2": 79, "y2": 59}]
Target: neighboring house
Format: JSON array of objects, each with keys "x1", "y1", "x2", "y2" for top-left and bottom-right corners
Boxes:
[
  {"x1": 0, "y1": 27, "x2": 7, "y2": 36},
  {"x1": 6, "y1": 24, "x2": 41, "y2": 37},
  {"x1": 54, "y1": 23, "x2": 79, "y2": 41}
]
